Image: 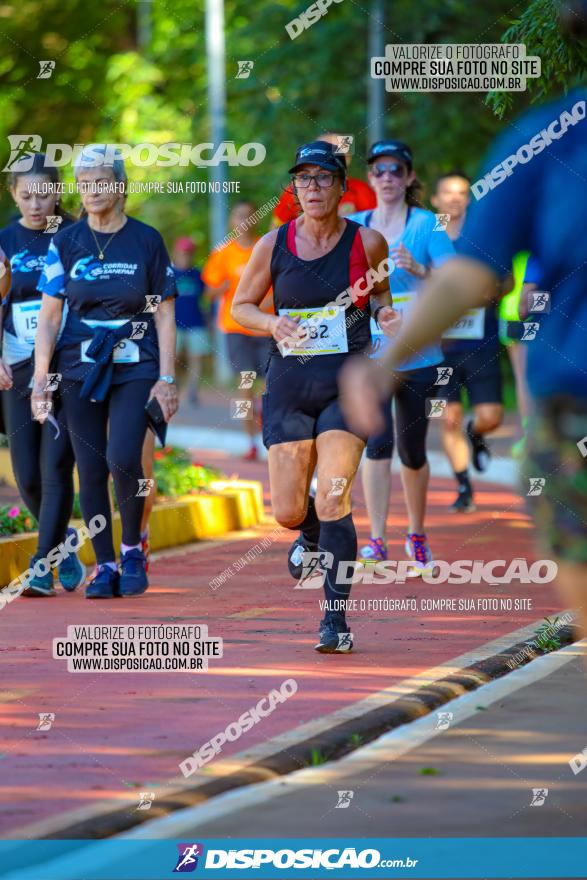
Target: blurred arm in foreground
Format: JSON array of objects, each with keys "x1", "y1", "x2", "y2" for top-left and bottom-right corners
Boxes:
[
  {"x1": 341, "y1": 82, "x2": 587, "y2": 645},
  {"x1": 340, "y1": 257, "x2": 498, "y2": 437}
]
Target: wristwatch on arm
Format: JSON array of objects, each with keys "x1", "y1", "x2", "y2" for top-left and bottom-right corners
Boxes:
[{"x1": 372, "y1": 306, "x2": 384, "y2": 326}]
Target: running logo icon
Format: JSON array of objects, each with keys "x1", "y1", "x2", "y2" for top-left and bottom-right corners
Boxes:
[
  {"x1": 334, "y1": 135, "x2": 354, "y2": 155},
  {"x1": 238, "y1": 370, "x2": 256, "y2": 389},
  {"x1": 436, "y1": 711, "x2": 453, "y2": 730},
  {"x1": 136, "y1": 479, "x2": 155, "y2": 497},
  {"x1": 34, "y1": 400, "x2": 53, "y2": 419},
  {"x1": 44, "y1": 215, "x2": 62, "y2": 233},
  {"x1": 3, "y1": 135, "x2": 42, "y2": 171},
  {"x1": 297, "y1": 550, "x2": 333, "y2": 589},
  {"x1": 143, "y1": 294, "x2": 161, "y2": 313},
  {"x1": 136, "y1": 792, "x2": 155, "y2": 811},
  {"x1": 434, "y1": 366, "x2": 453, "y2": 385},
  {"x1": 527, "y1": 478, "x2": 545, "y2": 496},
  {"x1": 36, "y1": 713, "x2": 55, "y2": 731},
  {"x1": 37, "y1": 61, "x2": 55, "y2": 79},
  {"x1": 530, "y1": 788, "x2": 548, "y2": 806},
  {"x1": 529, "y1": 291, "x2": 550, "y2": 313},
  {"x1": 130, "y1": 321, "x2": 148, "y2": 340},
  {"x1": 231, "y1": 399, "x2": 252, "y2": 419},
  {"x1": 433, "y1": 213, "x2": 450, "y2": 231},
  {"x1": 336, "y1": 632, "x2": 353, "y2": 651},
  {"x1": 521, "y1": 322, "x2": 539, "y2": 341},
  {"x1": 426, "y1": 398, "x2": 447, "y2": 418},
  {"x1": 335, "y1": 790, "x2": 354, "y2": 808},
  {"x1": 45, "y1": 373, "x2": 62, "y2": 392},
  {"x1": 236, "y1": 60, "x2": 254, "y2": 79},
  {"x1": 328, "y1": 477, "x2": 347, "y2": 497},
  {"x1": 173, "y1": 843, "x2": 204, "y2": 872}
]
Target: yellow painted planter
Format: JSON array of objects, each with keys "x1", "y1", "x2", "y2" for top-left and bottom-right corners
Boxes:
[
  {"x1": 0, "y1": 447, "x2": 16, "y2": 487},
  {"x1": 208, "y1": 480, "x2": 266, "y2": 527},
  {"x1": 0, "y1": 481, "x2": 264, "y2": 588}
]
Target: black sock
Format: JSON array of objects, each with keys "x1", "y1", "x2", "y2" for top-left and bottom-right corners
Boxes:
[
  {"x1": 319, "y1": 513, "x2": 357, "y2": 621},
  {"x1": 297, "y1": 496, "x2": 320, "y2": 546},
  {"x1": 455, "y1": 469, "x2": 472, "y2": 493}
]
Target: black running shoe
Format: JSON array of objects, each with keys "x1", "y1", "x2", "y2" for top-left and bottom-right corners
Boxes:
[
  {"x1": 287, "y1": 536, "x2": 319, "y2": 581},
  {"x1": 314, "y1": 614, "x2": 354, "y2": 654},
  {"x1": 450, "y1": 488, "x2": 476, "y2": 513},
  {"x1": 467, "y1": 420, "x2": 491, "y2": 472}
]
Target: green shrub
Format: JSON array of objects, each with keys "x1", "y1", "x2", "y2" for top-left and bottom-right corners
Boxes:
[{"x1": 0, "y1": 505, "x2": 37, "y2": 536}]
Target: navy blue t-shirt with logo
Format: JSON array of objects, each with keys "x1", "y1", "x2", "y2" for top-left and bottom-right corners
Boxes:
[
  {"x1": 38, "y1": 215, "x2": 176, "y2": 384},
  {"x1": 174, "y1": 267, "x2": 205, "y2": 329},
  {"x1": 0, "y1": 217, "x2": 73, "y2": 366}
]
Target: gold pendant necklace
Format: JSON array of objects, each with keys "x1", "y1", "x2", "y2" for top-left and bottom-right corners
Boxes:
[{"x1": 88, "y1": 216, "x2": 127, "y2": 260}]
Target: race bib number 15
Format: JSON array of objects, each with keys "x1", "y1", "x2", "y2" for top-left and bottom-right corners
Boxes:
[{"x1": 12, "y1": 300, "x2": 41, "y2": 344}]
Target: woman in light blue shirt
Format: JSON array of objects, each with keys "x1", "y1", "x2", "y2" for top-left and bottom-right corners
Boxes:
[{"x1": 348, "y1": 140, "x2": 454, "y2": 575}]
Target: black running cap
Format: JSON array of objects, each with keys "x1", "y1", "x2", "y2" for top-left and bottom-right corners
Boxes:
[
  {"x1": 288, "y1": 141, "x2": 347, "y2": 176},
  {"x1": 367, "y1": 140, "x2": 413, "y2": 168}
]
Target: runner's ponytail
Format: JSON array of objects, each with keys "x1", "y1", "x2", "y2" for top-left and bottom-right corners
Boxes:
[{"x1": 405, "y1": 177, "x2": 424, "y2": 208}]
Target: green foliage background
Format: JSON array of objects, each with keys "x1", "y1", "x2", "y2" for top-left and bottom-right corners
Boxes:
[{"x1": 0, "y1": 0, "x2": 584, "y2": 250}]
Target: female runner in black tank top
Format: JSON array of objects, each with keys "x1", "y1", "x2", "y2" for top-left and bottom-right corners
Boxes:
[{"x1": 232, "y1": 141, "x2": 399, "y2": 654}]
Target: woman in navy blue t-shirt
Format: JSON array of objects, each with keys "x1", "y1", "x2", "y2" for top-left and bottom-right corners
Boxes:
[
  {"x1": 34, "y1": 146, "x2": 177, "y2": 599},
  {"x1": 0, "y1": 152, "x2": 85, "y2": 596}
]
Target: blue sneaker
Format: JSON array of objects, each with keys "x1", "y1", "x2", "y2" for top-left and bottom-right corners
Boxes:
[
  {"x1": 58, "y1": 528, "x2": 87, "y2": 592},
  {"x1": 86, "y1": 565, "x2": 120, "y2": 599},
  {"x1": 314, "y1": 613, "x2": 354, "y2": 654},
  {"x1": 120, "y1": 548, "x2": 149, "y2": 597},
  {"x1": 22, "y1": 556, "x2": 56, "y2": 597}
]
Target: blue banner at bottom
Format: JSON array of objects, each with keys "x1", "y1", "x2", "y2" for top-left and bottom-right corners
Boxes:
[{"x1": 0, "y1": 838, "x2": 585, "y2": 879}]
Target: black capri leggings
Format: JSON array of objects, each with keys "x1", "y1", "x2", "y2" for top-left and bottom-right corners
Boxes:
[
  {"x1": 60, "y1": 378, "x2": 152, "y2": 564},
  {"x1": 366, "y1": 366, "x2": 439, "y2": 468},
  {"x1": 1, "y1": 362, "x2": 75, "y2": 558}
]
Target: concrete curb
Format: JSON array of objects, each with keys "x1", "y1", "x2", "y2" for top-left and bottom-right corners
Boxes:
[{"x1": 15, "y1": 624, "x2": 576, "y2": 841}]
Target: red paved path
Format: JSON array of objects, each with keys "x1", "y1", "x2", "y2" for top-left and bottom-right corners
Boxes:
[{"x1": 0, "y1": 452, "x2": 563, "y2": 836}]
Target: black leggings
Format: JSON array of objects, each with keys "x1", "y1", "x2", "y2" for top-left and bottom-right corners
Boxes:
[
  {"x1": 60, "y1": 379, "x2": 152, "y2": 563},
  {"x1": 366, "y1": 366, "x2": 438, "y2": 468},
  {"x1": 1, "y1": 362, "x2": 75, "y2": 557}
]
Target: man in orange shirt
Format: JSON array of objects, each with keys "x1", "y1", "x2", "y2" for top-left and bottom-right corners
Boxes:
[
  {"x1": 272, "y1": 132, "x2": 376, "y2": 225},
  {"x1": 202, "y1": 200, "x2": 273, "y2": 460}
]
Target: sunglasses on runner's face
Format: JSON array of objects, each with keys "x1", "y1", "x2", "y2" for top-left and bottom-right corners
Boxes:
[
  {"x1": 292, "y1": 172, "x2": 339, "y2": 188},
  {"x1": 371, "y1": 162, "x2": 407, "y2": 178}
]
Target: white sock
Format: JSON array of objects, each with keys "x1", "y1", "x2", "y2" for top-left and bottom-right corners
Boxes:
[
  {"x1": 99, "y1": 561, "x2": 118, "y2": 572},
  {"x1": 121, "y1": 542, "x2": 141, "y2": 555}
]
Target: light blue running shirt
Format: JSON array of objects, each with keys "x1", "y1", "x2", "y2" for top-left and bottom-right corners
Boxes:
[{"x1": 348, "y1": 206, "x2": 455, "y2": 371}]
